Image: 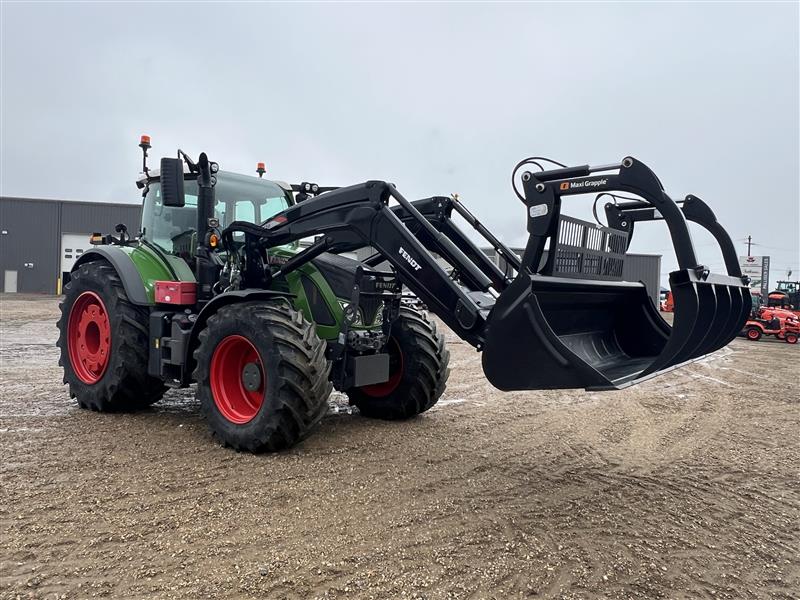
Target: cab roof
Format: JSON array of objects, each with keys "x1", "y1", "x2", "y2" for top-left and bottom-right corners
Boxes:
[{"x1": 136, "y1": 168, "x2": 291, "y2": 192}]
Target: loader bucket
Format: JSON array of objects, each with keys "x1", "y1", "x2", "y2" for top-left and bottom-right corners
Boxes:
[
  {"x1": 481, "y1": 269, "x2": 750, "y2": 391},
  {"x1": 482, "y1": 274, "x2": 669, "y2": 390},
  {"x1": 481, "y1": 157, "x2": 750, "y2": 391}
]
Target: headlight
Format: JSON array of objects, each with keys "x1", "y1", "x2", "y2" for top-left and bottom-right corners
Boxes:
[{"x1": 339, "y1": 301, "x2": 363, "y2": 326}]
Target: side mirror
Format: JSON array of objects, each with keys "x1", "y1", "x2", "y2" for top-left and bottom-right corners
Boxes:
[{"x1": 160, "y1": 157, "x2": 185, "y2": 207}]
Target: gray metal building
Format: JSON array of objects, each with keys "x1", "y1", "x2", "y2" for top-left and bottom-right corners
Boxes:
[
  {"x1": 1, "y1": 196, "x2": 662, "y2": 306},
  {"x1": 0, "y1": 196, "x2": 141, "y2": 294}
]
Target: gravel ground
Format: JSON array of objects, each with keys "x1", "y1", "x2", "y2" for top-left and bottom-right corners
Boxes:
[{"x1": 1, "y1": 294, "x2": 798, "y2": 599}]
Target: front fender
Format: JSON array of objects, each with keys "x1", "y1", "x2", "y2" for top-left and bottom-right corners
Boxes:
[
  {"x1": 74, "y1": 247, "x2": 150, "y2": 305},
  {"x1": 183, "y1": 290, "x2": 295, "y2": 380}
]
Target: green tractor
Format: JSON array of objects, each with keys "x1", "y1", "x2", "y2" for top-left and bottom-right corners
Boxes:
[
  {"x1": 58, "y1": 138, "x2": 750, "y2": 453},
  {"x1": 768, "y1": 280, "x2": 800, "y2": 312},
  {"x1": 58, "y1": 137, "x2": 448, "y2": 452}
]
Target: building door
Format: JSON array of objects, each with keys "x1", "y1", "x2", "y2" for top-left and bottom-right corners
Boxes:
[
  {"x1": 4, "y1": 270, "x2": 18, "y2": 293},
  {"x1": 60, "y1": 233, "x2": 90, "y2": 287}
]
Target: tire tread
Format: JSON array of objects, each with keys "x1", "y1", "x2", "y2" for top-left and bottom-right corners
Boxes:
[
  {"x1": 56, "y1": 260, "x2": 166, "y2": 412},
  {"x1": 193, "y1": 300, "x2": 332, "y2": 453},
  {"x1": 347, "y1": 306, "x2": 450, "y2": 420}
]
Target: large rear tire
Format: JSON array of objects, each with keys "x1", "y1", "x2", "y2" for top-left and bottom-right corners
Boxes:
[
  {"x1": 346, "y1": 306, "x2": 450, "y2": 420},
  {"x1": 194, "y1": 300, "x2": 332, "y2": 452},
  {"x1": 57, "y1": 260, "x2": 166, "y2": 411}
]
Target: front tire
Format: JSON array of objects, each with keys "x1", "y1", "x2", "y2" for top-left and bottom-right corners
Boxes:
[
  {"x1": 785, "y1": 333, "x2": 798, "y2": 344},
  {"x1": 745, "y1": 326, "x2": 762, "y2": 341},
  {"x1": 194, "y1": 300, "x2": 332, "y2": 452},
  {"x1": 346, "y1": 306, "x2": 450, "y2": 420},
  {"x1": 57, "y1": 260, "x2": 166, "y2": 411}
]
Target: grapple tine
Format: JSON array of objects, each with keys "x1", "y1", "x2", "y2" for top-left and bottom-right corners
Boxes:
[
  {"x1": 700, "y1": 283, "x2": 749, "y2": 355},
  {"x1": 638, "y1": 273, "x2": 700, "y2": 377},
  {"x1": 723, "y1": 286, "x2": 754, "y2": 347},
  {"x1": 680, "y1": 281, "x2": 718, "y2": 361},
  {"x1": 697, "y1": 283, "x2": 735, "y2": 355}
]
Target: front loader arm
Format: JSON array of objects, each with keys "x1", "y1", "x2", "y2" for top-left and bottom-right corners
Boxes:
[
  {"x1": 388, "y1": 197, "x2": 514, "y2": 291},
  {"x1": 224, "y1": 181, "x2": 490, "y2": 347}
]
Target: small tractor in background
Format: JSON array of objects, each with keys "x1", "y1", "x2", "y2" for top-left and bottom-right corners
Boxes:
[
  {"x1": 56, "y1": 138, "x2": 750, "y2": 452},
  {"x1": 660, "y1": 290, "x2": 675, "y2": 313},
  {"x1": 741, "y1": 306, "x2": 800, "y2": 344}
]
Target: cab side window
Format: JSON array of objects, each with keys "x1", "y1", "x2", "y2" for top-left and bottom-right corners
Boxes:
[
  {"x1": 234, "y1": 200, "x2": 256, "y2": 223},
  {"x1": 262, "y1": 197, "x2": 289, "y2": 221}
]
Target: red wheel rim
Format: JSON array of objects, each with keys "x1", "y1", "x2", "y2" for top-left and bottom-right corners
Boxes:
[
  {"x1": 786, "y1": 334, "x2": 798, "y2": 344},
  {"x1": 747, "y1": 328, "x2": 760, "y2": 340},
  {"x1": 210, "y1": 335, "x2": 265, "y2": 424},
  {"x1": 67, "y1": 291, "x2": 112, "y2": 384},
  {"x1": 361, "y1": 337, "x2": 404, "y2": 397}
]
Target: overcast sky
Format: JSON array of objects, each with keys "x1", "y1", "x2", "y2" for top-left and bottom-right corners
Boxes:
[{"x1": 2, "y1": 2, "x2": 798, "y2": 288}]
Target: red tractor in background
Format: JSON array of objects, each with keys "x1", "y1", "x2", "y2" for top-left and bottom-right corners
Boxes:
[
  {"x1": 741, "y1": 306, "x2": 800, "y2": 344},
  {"x1": 660, "y1": 290, "x2": 674, "y2": 313}
]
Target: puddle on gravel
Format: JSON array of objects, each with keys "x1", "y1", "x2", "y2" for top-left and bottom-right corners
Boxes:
[{"x1": 0, "y1": 386, "x2": 365, "y2": 420}]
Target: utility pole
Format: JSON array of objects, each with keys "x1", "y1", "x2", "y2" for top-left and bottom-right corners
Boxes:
[{"x1": 747, "y1": 235, "x2": 752, "y2": 257}]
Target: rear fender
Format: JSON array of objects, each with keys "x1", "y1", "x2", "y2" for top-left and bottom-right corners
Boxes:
[{"x1": 73, "y1": 247, "x2": 149, "y2": 305}]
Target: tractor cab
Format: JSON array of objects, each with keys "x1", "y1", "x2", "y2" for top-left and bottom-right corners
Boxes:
[
  {"x1": 768, "y1": 280, "x2": 799, "y2": 311},
  {"x1": 138, "y1": 170, "x2": 295, "y2": 264}
]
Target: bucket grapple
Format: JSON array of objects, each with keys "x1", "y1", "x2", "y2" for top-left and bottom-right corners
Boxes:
[{"x1": 480, "y1": 158, "x2": 750, "y2": 390}]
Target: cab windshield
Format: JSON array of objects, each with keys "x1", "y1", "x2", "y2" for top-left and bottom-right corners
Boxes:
[{"x1": 141, "y1": 172, "x2": 292, "y2": 259}]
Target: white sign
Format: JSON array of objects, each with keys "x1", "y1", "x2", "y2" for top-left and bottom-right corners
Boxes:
[{"x1": 739, "y1": 255, "x2": 770, "y2": 297}]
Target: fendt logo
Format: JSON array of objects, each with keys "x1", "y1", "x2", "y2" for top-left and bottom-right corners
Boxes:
[
  {"x1": 560, "y1": 182, "x2": 570, "y2": 190},
  {"x1": 398, "y1": 246, "x2": 422, "y2": 271}
]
